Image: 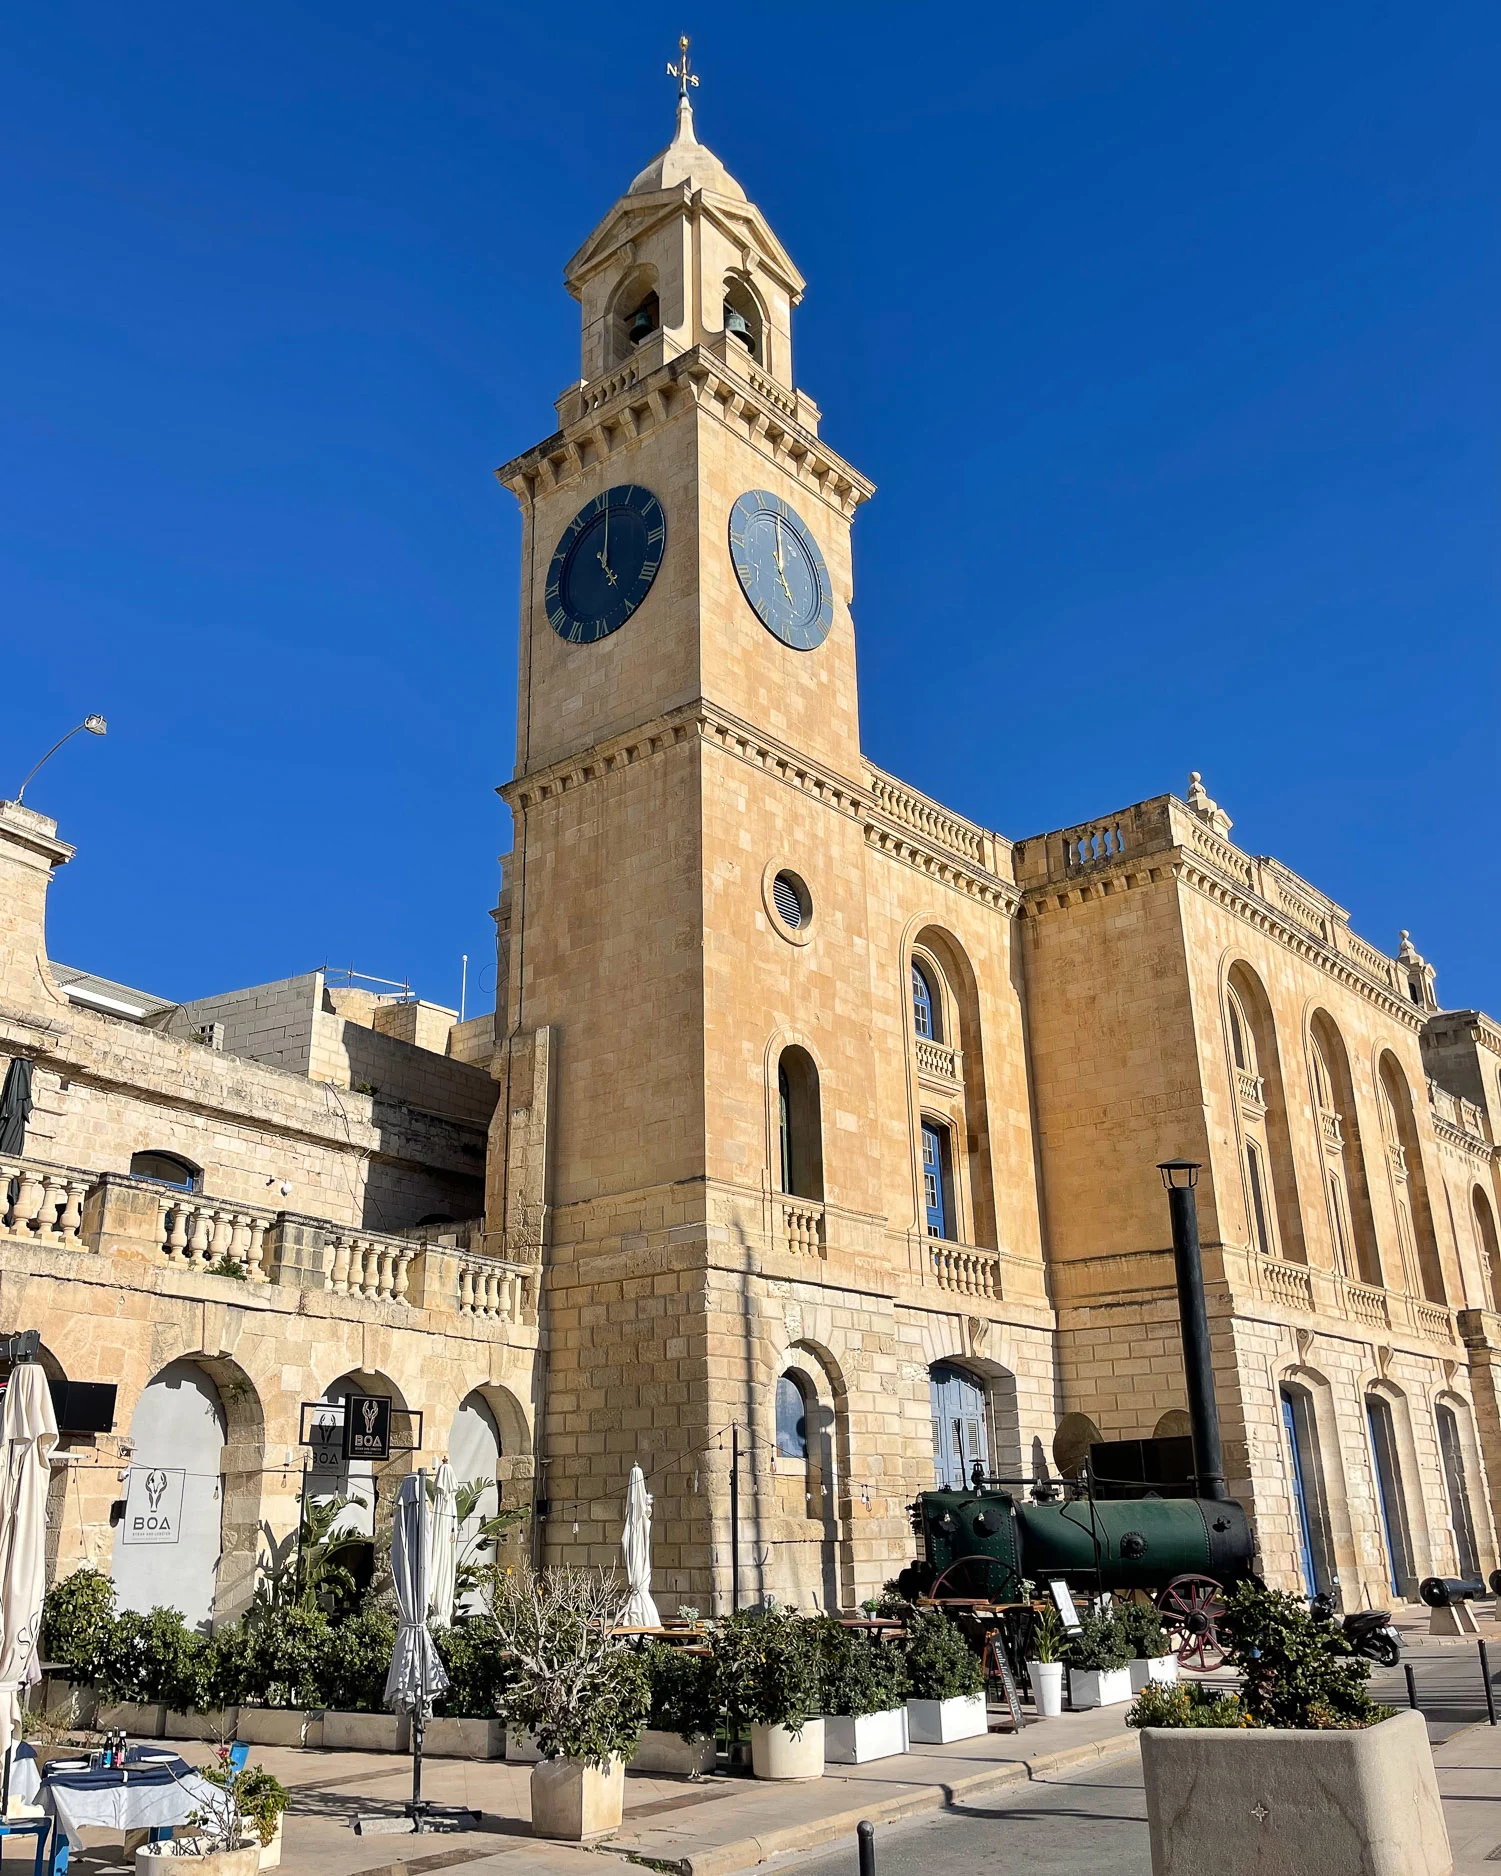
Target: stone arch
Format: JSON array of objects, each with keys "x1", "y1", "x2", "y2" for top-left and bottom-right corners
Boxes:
[
  {"x1": 1374, "y1": 1052, "x2": 1445, "y2": 1303},
  {"x1": 604, "y1": 263, "x2": 661, "y2": 366},
  {"x1": 312, "y1": 1367, "x2": 413, "y2": 1545},
  {"x1": 722, "y1": 271, "x2": 766, "y2": 364},
  {"x1": 112, "y1": 1356, "x2": 265, "y2": 1630},
  {"x1": 902, "y1": 918, "x2": 997, "y2": 1250},
  {"x1": 1305, "y1": 1008, "x2": 1382, "y2": 1284},
  {"x1": 1433, "y1": 1388, "x2": 1488, "y2": 1579},
  {"x1": 1273, "y1": 1361, "x2": 1345, "y2": 1597},
  {"x1": 1361, "y1": 1376, "x2": 1428, "y2": 1599},
  {"x1": 762, "y1": 1029, "x2": 826, "y2": 1212},
  {"x1": 765, "y1": 1334, "x2": 851, "y2": 1612},
  {"x1": 1223, "y1": 959, "x2": 1306, "y2": 1263}
]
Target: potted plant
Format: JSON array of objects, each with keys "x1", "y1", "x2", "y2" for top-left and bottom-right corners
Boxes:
[
  {"x1": 1136, "y1": 1581, "x2": 1450, "y2": 1876},
  {"x1": 816, "y1": 1619, "x2": 909, "y2": 1764},
  {"x1": 494, "y1": 1566, "x2": 649, "y2": 1840},
  {"x1": 903, "y1": 1609, "x2": 987, "y2": 1744},
  {"x1": 427, "y1": 1616, "x2": 509, "y2": 1759},
  {"x1": 634, "y1": 1642, "x2": 720, "y2": 1776},
  {"x1": 711, "y1": 1607, "x2": 824, "y2": 1780},
  {"x1": 134, "y1": 1746, "x2": 289, "y2": 1876},
  {"x1": 1063, "y1": 1607, "x2": 1133, "y2": 1709},
  {"x1": 1025, "y1": 1606, "x2": 1065, "y2": 1718},
  {"x1": 1119, "y1": 1601, "x2": 1179, "y2": 1693}
]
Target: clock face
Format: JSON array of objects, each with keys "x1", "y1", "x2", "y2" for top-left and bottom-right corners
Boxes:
[
  {"x1": 728, "y1": 490, "x2": 834, "y2": 651},
  {"x1": 545, "y1": 483, "x2": 665, "y2": 645}
]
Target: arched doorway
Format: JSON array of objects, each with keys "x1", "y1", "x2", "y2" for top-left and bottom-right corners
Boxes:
[
  {"x1": 929, "y1": 1363, "x2": 987, "y2": 1489},
  {"x1": 448, "y1": 1390, "x2": 504, "y2": 1610},
  {"x1": 1280, "y1": 1384, "x2": 1334, "y2": 1596},
  {"x1": 113, "y1": 1360, "x2": 226, "y2": 1631},
  {"x1": 1436, "y1": 1403, "x2": 1481, "y2": 1580},
  {"x1": 1366, "y1": 1393, "x2": 1415, "y2": 1597}
]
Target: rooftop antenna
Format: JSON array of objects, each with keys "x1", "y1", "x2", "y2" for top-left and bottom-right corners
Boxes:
[{"x1": 459, "y1": 954, "x2": 468, "y2": 1025}]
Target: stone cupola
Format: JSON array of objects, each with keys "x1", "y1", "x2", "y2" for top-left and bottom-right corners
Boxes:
[{"x1": 564, "y1": 88, "x2": 805, "y2": 397}]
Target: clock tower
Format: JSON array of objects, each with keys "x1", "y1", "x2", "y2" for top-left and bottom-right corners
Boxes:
[{"x1": 490, "y1": 55, "x2": 891, "y2": 1600}]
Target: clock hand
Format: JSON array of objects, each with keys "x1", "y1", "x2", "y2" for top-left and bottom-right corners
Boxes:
[
  {"x1": 772, "y1": 516, "x2": 795, "y2": 603},
  {"x1": 596, "y1": 502, "x2": 617, "y2": 584}
]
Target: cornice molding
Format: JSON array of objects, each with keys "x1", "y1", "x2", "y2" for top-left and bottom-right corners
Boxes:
[{"x1": 495, "y1": 347, "x2": 873, "y2": 522}]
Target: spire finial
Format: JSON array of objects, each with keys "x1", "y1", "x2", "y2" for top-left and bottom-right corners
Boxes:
[{"x1": 667, "y1": 35, "x2": 699, "y2": 105}]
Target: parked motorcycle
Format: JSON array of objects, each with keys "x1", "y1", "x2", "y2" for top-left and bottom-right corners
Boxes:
[{"x1": 1310, "y1": 1592, "x2": 1402, "y2": 1666}]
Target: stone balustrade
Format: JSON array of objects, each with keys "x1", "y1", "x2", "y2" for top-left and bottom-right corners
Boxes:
[
  {"x1": 1389, "y1": 1141, "x2": 1408, "y2": 1177},
  {"x1": 1256, "y1": 1254, "x2": 1315, "y2": 1314},
  {"x1": 0, "y1": 1156, "x2": 91, "y2": 1244},
  {"x1": 914, "y1": 1037, "x2": 961, "y2": 1084},
  {"x1": 1243, "y1": 1248, "x2": 1458, "y2": 1345},
  {"x1": 326, "y1": 1230, "x2": 414, "y2": 1304},
  {"x1": 456, "y1": 1254, "x2": 532, "y2": 1324},
  {"x1": 779, "y1": 1198, "x2": 825, "y2": 1258},
  {"x1": 159, "y1": 1194, "x2": 275, "y2": 1279},
  {"x1": 1318, "y1": 1107, "x2": 1344, "y2": 1149},
  {"x1": 931, "y1": 1244, "x2": 1001, "y2": 1299},
  {"x1": 1345, "y1": 1281, "x2": 1391, "y2": 1329},
  {"x1": 1236, "y1": 1070, "x2": 1266, "y2": 1112}
]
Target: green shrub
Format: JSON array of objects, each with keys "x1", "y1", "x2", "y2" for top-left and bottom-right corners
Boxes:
[
  {"x1": 492, "y1": 1566, "x2": 650, "y2": 1766},
  {"x1": 1062, "y1": 1608, "x2": 1132, "y2": 1674},
  {"x1": 236, "y1": 1606, "x2": 332, "y2": 1711},
  {"x1": 435, "y1": 1616, "x2": 512, "y2": 1719},
  {"x1": 41, "y1": 1568, "x2": 116, "y2": 1680},
  {"x1": 643, "y1": 1642, "x2": 721, "y2": 1741},
  {"x1": 1117, "y1": 1600, "x2": 1170, "y2": 1661},
  {"x1": 319, "y1": 1607, "x2": 396, "y2": 1712},
  {"x1": 1127, "y1": 1682, "x2": 1253, "y2": 1729},
  {"x1": 1217, "y1": 1580, "x2": 1394, "y2": 1730},
  {"x1": 902, "y1": 1608, "x2": 983, "y2": 1702},
  {"x1": 711, "y1": 1608, "x2": 823, "y2": 1736},
  {"x1": 815, "y1": 1619, "x2": 908, "y2": 1718},
  {"x1": 95, "y1": 1606, "x2": 206, "y2": 1707}
]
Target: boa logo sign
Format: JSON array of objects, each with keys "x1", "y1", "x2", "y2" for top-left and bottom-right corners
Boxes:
[
  {"x1": 121, "y1": 1465, "x2": 186, "y2": 1545},
  {"x1": 341, "y1": 1393, "x2": 392, "y2": 1462}
]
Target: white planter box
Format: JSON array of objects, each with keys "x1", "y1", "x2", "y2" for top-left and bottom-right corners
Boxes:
[
  {"x1": 257, "y1": 1817, "x2": 283, "y2": 1871},
  {"x1": 1128, "y1": 1654, "x2": 1179, "y2": 1694},
  {"x1": 1141, "y1": 1707, "x2": 1450, "y2": 1876},
  {"x1": 422, "y1": 1717, "x2": 502, "y2": 1759},
  {"x1": 530, "y1": 1756, "x2": 625, "y2": 1841},
  {"x1": 322, "y1": 1710, "x2": 408, "y2": 1752},
  {"x1": 235, "y1": 1709, "x2": 322, "y2": 1750},
  {"x1": 750, "y1": 1719, "x2": 825, "y2": 1781},
  {"x1": 38, "y1": 1676, "x2": 97, "y2": 1731},
  {"x1": 135, "y1": 1845, "x2": 259, "y2": 1876},
  {"x1": 1027, "y1": 1661, "x2": 1064, "y2": 1717},
  {"x1": 505, "y1": 1727, "x2": 542, "y2": 1762},
  {"x1": 1068, "y1": 1667, "x2": 1133, "y2": 1709},
  {"x1": 823, "y1": 1707, "x2": 909, "y2": 1765},
  {"x1": 906, "y1": 1693, "x2": 988, "y2": 1744},
  {"x1": 97, "y1": 1701, "x2": 166, "y2": 1738},
  {"x1": 632, "y1": 1729, "x2": 717, "y2": 1776}
]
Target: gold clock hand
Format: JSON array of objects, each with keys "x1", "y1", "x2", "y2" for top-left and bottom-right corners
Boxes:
[{"x1": 772, "y1": 516, "x2": 794, "y2": 602}]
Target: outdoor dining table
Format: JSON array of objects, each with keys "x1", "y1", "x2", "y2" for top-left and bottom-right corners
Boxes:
[{"x1": 33, "y1": 1747, "x2": 220, "y2": 1854}]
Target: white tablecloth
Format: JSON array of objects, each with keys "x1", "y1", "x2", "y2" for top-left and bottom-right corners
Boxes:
[
  {"x1": 38, "y1": 1753, "x2": 220, "y2": 1851},
  {"x1": 5, "y1": 1745, "x2": 42, "y2": 1807}
]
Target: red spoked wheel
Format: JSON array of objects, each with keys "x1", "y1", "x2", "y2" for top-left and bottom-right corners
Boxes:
[
  {"x1": 927, "y1": 1555, "x2": 1016, "y2": 1604},
  {"x1": 1155, "y1": 1574, "x2": 1228, "y2": 1671}
]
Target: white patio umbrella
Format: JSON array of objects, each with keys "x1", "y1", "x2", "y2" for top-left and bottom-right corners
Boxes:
[
  {"x1": 383, "y1": 1472, "x2": 449, "y2": 1719},
  {"x1": 427, "y1": 1461, "x2": 459, "y2": 1629},
  {"x1": 0, "y1": 1363, "x2": 57, "y2": 1799},
  {"x1": 620, "y1": 1464, "x2": 660, "y2": 1628}
]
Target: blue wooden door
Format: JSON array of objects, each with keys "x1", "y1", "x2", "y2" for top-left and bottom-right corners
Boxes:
[
  {"x1": 922, "y1": 1122, "x2": 949, "y2": 1238},
  {"x1": 930, "y1": 1363, "x2": 987, "y2": 1489},
  {"x1": 1281, "y1": 1389, "x2": 1320, "y2": 1596}
]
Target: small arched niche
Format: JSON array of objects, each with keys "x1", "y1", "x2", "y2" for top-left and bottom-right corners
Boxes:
[{"x1": 1474, "y1": 1186, "x2": 1501, "y2": 1312}]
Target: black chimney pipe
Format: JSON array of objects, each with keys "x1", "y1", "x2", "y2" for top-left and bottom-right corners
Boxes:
[{"x1": 1159, "y1": 1161, "x2": 1228, "y2": 1501}]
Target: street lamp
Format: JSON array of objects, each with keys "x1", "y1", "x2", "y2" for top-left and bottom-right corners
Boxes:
[
  {"x1": 15, "y1": 715, "x2": 108, "y2": 806},
  {"x1": 1156, "y1": 1157, "x2": 1228, "y2": 1501}
]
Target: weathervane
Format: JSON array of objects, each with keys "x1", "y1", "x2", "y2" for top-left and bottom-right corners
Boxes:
[{"x1": 667, "y1": 35, "x2": 699, "y2": 102}]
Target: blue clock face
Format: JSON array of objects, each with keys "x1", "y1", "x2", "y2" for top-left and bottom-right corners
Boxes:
[
  {"x1": 728, "y1": 491, "x2": 834, "y2": 651},
  {"x1": 546, "y1": 483, "x2": 665, "y2": 645}
]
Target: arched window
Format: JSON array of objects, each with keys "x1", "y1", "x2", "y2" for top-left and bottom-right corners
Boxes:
[
  {"x1": 722, "y1": 275, "x2": 763, "y2": 363},
  {"x1": 1472, "y1": 1187, "x2": 1501, "y2": 1313},
  {"x1": 1308, "y1": 1013, "x2": 1381, "y2": 1284},
  {"x1": 911, "y1": 961, "x2": 940, "y2": 1041},
  {"x1": 1436, "y1": 1403, "x2": 1480, "y2": 1580},
  {"x1": 921, "y1": 1119, "x2": 953, "y2": 1239},
  {"x1": 930, "y1": 1362, "x2": 988, "y2": 1489},
  {"x1": 1226, "y1": 965, "x2": 1305, "y2": 1263},
  {"x1": 130, "y1": 1150, "x2": 200, "y2": 1193},
  {"x1": 1376, "y1": 1054, "x2": 1445, "y2": 1303},
  {"x1": 1365, "y1": 1393, "x2": 1415, "y2": 1597},
  {"x1": 449, "y1": 1390, "x2": 504, "y2": 1611},
  {"x1": 777, "y1": 1047, "x2": 823, "y2": 1201},
  {"x1": 776, "y1": 1372, "x2": 809, "y2": 1460}
]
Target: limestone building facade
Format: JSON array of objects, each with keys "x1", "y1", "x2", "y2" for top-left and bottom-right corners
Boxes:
[{"x1": 3, "y1": 87, "x2": 1498, "y2": 1627}]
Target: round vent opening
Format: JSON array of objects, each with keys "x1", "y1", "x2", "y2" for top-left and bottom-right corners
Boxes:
[{"x1": 772, "y1": 871, "x2": 809, "y2": 931}]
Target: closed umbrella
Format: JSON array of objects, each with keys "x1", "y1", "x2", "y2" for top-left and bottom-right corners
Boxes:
[
  {"x1": 0, "y1": 1060, "x2": 33, "y2": 1158},
  {"x1": 427, "y1": 1461, "x2": 458, "y2": 1629},
  {"x1": 383, "y1": 1470, "x2": 448, "y2": 1832},
  {"x1": 620, "y1": 1464, "x2": 660, "y2": 1628},
  {"x1": 0, "y1": 1363, "x2": 57, "y2": 1806}
]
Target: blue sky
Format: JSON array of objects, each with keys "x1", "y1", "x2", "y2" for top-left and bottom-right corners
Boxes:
[{"x1": 4, "y1": 3, "x2": 1497, "y2": 1018}]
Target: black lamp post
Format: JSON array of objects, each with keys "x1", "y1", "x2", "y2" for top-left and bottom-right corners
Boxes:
[{"x1": 1158, "y1": 1160, "x2": 1228, "y2": 1502}]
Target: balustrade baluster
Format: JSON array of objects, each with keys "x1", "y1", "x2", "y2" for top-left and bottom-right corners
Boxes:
[
  {"x1": 186, "y1": 1206, "x2": 213, "y2": 1265},
  {"x1": 244, "y1": 1216, "x2": 268, "y2": 1280},
  {"x1": 11, "y1": 1167, "x2": 45, "y2": 1235},
  {"x1": 57, "y1": 1178, "x2": 86, "y2": 1243},
  {"x1": 328, "y1": 1234, "x2": 352, "y2": 1295},
  {"x1": 392, "y1": 1248, "x2": 410, "y2": 1305}
]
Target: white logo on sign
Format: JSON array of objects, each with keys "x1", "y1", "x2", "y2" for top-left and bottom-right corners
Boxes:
[{"x1": 362, "y1": 1398, "x2": 379, "y2": 1438}]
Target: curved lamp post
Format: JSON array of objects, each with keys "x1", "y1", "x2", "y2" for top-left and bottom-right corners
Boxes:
[{"x1": 14, "y1": 715, "x2": 107, "y2": 805}]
